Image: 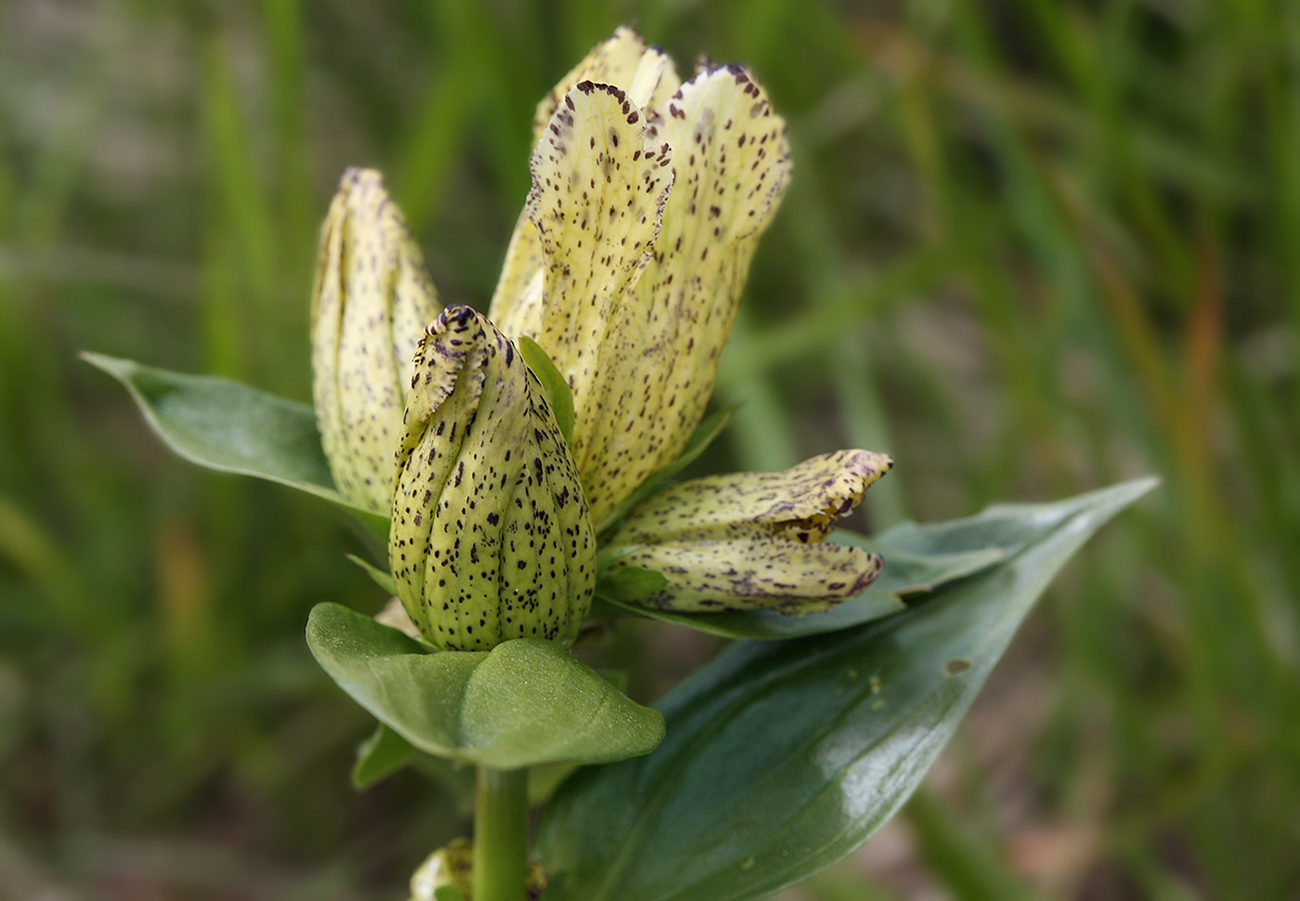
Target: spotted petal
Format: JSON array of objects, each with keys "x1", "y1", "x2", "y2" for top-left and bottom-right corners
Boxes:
[
  {"x1": 490, "y1": 28, "x2": 680, "y2": 335},
  {"x1": 311, "y1": 168, "x2": 441, "y2": 515},
  {"x1": 495, "y1": 83, "x2": 675, "y2": 505},
  {"x1": 609, "y1": 451, "x2": 894, "y2": 543},
  {"x1": 529, "y1": 26, "x2": 681, "y2": 143},
  {"x1": 607, "y1": 540, "x2": 883, "y2": 614},
  {"x1": 577, "y1": 65, "x2": 792, "y2": 524},
  {"x1": 604, "y1": 451, "x2": 892, "y2": 614},
  {"x1": 495, "y1": 63, "x2": 792, "y2": 525}
]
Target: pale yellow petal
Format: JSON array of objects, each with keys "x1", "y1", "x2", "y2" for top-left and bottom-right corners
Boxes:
[
  {"x1": 492, "y1": 27, "x2": 678, "y2": 330},
  {"x1": 577, "y1": 65, "x2": 793, "y2": 523},
  {"x1": 504, "y1": 83, "x2": 674, "y2": 467},
  {"x1": 311, "y1": 168, "x2": 441, "y2": 514},
  {"x1": 390, "y1": 307, "x2": 595, "y2": 651},
  {"x1": 608, "y1": 450, "x2": 894, "y2": 545},
  {"x1": 487, "y1": 210, "x2": 544, "y2": 332},
  {"x1": 609, "y1": 540, "x2": 884, "y2": 613},
  {"x1": 627, "y1": 42, "x2": 680, "y2": 114},
  {"x1": 529, "y1": 27, "x2": 678, "y2": 142}
]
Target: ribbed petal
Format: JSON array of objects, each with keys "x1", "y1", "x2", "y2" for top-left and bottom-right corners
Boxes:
[
  {"x1": 578, "y1": 65, "x2": 792, "y2": 523},
  {"x1": 311, "y1": 168, "x2": 441, "y2": 514},
  {"x1": 608, "y1": 450, "x2": 894, "y2": 544},
  {"x1": 605, "y1": 451, "x2": 892, "y2": 614},
  {"x1": 389, "y1": 306, "x2": 595, "y2": 651},
  {"x1": 611, "y1": 540, "x2": 884, "y2": 614},
  {"x1": 494, "y1": 62, "x2": 791, "y2": 524}
]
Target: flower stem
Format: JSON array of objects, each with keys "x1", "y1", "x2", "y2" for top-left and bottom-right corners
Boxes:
[{"x1": 473, "y1": 765, "x2": 529, "y2": 901}]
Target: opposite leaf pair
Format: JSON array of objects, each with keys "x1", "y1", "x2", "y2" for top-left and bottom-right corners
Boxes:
[{"x1": 310, "y1": 26, "x2": 893, "y2": 652}]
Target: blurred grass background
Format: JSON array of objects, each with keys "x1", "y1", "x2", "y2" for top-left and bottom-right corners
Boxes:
[{"x1": 1, "y1": 0, "x2": 1297, "y2": 898}]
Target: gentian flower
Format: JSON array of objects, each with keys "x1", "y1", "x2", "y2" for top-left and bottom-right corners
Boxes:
[
  {"x1": 309, "y1": 26, "x2": 892, "y2": 644},
  {"x1": 488, "y1": 26, "x2": 794, "y2": 527}
]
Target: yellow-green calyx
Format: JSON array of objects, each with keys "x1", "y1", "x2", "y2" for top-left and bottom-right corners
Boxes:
[
  {"x1": 390, "y1": 305, "x2": 596, "y2": 651},
  {"x1": 311, "y1": 167, "x2": 442, "y2": 515},
  {"x1": 489, "y1": 26, "x2": 793, "y2": 527},
  {"x1": 604, "y1": 450, "x2": 894, "y2": 613}
]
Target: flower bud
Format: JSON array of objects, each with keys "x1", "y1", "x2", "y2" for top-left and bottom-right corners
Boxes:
[
  {"x1": 389, "y1": 306, "x2": 596, "y2": 651},
  {"x1": 409, "y1": 839, "x2": 547, "y2": 901},
  {"x1": 312, "y1": 167, "x2": 442, "y2": 514},
  {"x1": 603, "y1": 450, "x2": 893, "y2": 613}
]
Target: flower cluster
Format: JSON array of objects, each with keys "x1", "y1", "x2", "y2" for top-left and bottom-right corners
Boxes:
[{"x1": 311, "y1": 27, "x2": 892, "y2": 651}]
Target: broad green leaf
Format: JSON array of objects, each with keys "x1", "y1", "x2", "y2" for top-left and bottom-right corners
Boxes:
[
  {"x1": 352, "y1": 723, "x2": 419, "y2": 790},
  {"x1": 536, "y1": 478, "x2": 1156, "y2": 901},
  {"x1": 352, "y1": 721, "x2": 480, "y2": 804},
  {"x1": 591, "y1": 529, "x2": 1006, "y2": 640},
  {"x1": 307, "y1": 603, "x2": 664, "y2": 769},
  {"x1": 519, "y1": 336, "x2": 576, "y2": 445},
  {"x1": 83, "y1": 353, "x2": 388, "y2": 534},
  {"x1": 351, "y1": 724, "x2": 584, "y2": 804}
]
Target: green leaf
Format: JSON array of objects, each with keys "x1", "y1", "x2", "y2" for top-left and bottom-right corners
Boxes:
[
  {"x1": 347, "y1": 553, "x2": 398, "y2": 595},
  {"x1": 536, "y1": 478, "x2": 1156, "y2": 901},
  {"x1": 836, "y1": 529, "x2": 1010, "y2": 601},
  {"x1": 595, "y1": 407, "x2": 735, "y2": 537},
  {"x1": 530, "y1": 761, "x2": 581, "y2": 807},
  {"x1": 595, "y1": 565, "x2": 670, "y2": 602},
  {"x1": 591, "y1": 529, "x2": 1006, "y2": 641},
  {"x1": 83, "y1": 353, "x2": 388, "y2": 534},
  {"x1": 519, "y1": 336, "x2": 576, "y2": 445},
  {"x1": 352, "y1": 722, "x2": 420, "y2": 790},
  {"x1": 434, "y1": 888, "x2": 466, "y2": 901},
  {"x1": 306, "y1": 603, "x2": 665, "y2": 769}
]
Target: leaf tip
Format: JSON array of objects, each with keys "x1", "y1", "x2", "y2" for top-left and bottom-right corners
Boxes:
[{"x1": 79, "y1": 350, "x2": 132, "y2": 381}]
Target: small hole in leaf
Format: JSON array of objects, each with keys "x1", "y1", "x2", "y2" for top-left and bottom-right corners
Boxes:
[{"x1": 945, "y1": 658, "x2": 971, "y2": 675}]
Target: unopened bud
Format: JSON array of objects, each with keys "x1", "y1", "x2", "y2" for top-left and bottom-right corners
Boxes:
[
  {"x1": 390, "y1": 306, "x2": 595, "y2": 650},
  {"x1": 409, "y1": 839, "x2": 548, "y2": 901},
  {"x1": 312, "y1": 167, "x2": 441, "y2": 514},
  {"x1": 604, "y1": 450, "x2": 893, "y2": 613}
]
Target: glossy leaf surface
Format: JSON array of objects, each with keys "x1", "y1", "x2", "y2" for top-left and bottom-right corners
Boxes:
[
  {"x1": 536, "y1": 479, "x2": 1156, "y2": 901},
  {"x1": 84, "y1": 353, "x2": 386, "y2": 531},
  {"x1": 307, "y1": 603, "x2": 664, "y2": 769}
]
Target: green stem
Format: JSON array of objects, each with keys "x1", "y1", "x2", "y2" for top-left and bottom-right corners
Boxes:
[{"x1": 473, "y1": 766, "x2": 529, "y2": 901}]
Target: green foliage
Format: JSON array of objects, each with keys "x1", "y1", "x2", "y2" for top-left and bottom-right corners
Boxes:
[
  {"x1": 88, "y1": 314, "x2": 1140, "y2": 891},
  {"x1": 352, "y1": 723, "x2": 419, "y2": 790},
  {"x1": 83, "y1": 352, "x2": 390, "y2": 537},
  {"x1": 519, "y1": 336, "x2": 577, "y2": 445},
  {"x1": 307, "y1": 604, "x2": 665, "y2": 769},
  {"x1": 538, "y1": 479, "x2": 1153, "y2": 900},
  {"x1": 82, "y1": 353, "x2": 334, "y2": 500}
]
